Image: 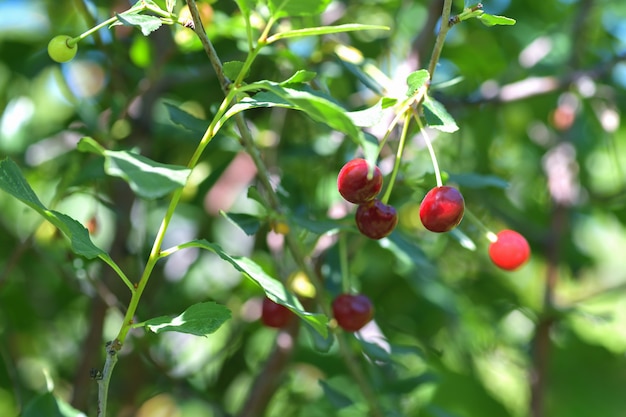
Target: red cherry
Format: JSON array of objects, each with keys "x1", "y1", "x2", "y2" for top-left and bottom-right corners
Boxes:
[
  {"x1": 337, "y1": 158, "x2": 383, "y2": 204},
  {"x1": 419, "y1": 186, "x2": 465, "y2": 233},
  {"x1": 355, "y1": 199, "x2": 398, "y2": 239},
  {"x1": 489, "y1": 230, "x2": 531, "y2": 271},
  {"x1": 261, "y1": 298, "x2": 294, "y2": 328},
  {"x1": 332, "y1": 294, "x2": 374, "y2": 332}
]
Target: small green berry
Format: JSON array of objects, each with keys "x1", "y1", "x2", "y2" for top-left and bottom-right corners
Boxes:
[{"x1": 48, "y1": 35, "x2": 78, "y2": 63}]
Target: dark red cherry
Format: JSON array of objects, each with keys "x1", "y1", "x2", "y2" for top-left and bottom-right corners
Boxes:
[
  {"x1": 261, "y1": 298, "x2": 294, "y2": 328},
  {"x1": 332, "y1": 293, "x2": 374, "y2": 332},
  {"x1": 355, "y1": 199, "x2": 398, "y2": 239}
]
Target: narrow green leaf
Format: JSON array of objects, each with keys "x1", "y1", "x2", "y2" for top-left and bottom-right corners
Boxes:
[
  {"x1": 477, "y1": 14, "x2": 516, "y2": 26},
  {"x1": 144, "y1": 302, "x2": 231, "y2": 336},
  {"x1": 319, "y1": 380, "x2": 354, "y2": 409},
  {"x1": 22, "y1": 392, "x2": 86, "y2": 417},
  {"x1": 422, "y1": 95, "x2": 459, "y2": 133},
  {"x1": 220, "y1": 211, "x2": 262, "y2": 236},
  {"x1": 223, "y1": 61, "x2": 246, "y2": 80},
  {"x1": 184, "y1": 240, "x2": 329, "y2": 337},
  {"x1": 268, "y1": 0, "x2": 331, "y2": 18},
  {"x1": 406, "y1": 69, "x2": 430, "y2": 97},
  {"x1": 103, "y1": 150, "x2": 191, "y2": 199},
  {"x1": 0, "y1": 158, "x2": 46, "y2": 210},
  {"x1": 346, "y1": 100, "x2": 385, "y2": 128},
  {"x1": 228, "y1": 83, "x2": 365, "y2": 145},
  {"x1": 164, "y1": 102, "x2": 209, "y2": 135},
  {"x1": 358, "y1": 339, "x2": 392, "y2": 362},
  {"x1": 115, "y1": 13, "x2": 163, "y2": 36},
  {"x1": 0, "y1": 158, "x2": 105, "y2": 259},
  {"x1": 280, "y1": 70, "x2": 317, "y2": 86},
  {"x1": 45, "y1": 210, "x2": 106, "y2": 259},
  {"x1": 268, "y1": 24, "x2": 389, "y2": 42}
]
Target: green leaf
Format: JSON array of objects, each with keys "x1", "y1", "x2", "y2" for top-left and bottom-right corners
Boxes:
[
  {"x1": 227, "y1": 83, "x2": 365, "y2": 146},
  {"x1": 406, "y1": 69, "x2": 430, "y2": 97},
  {"x1": 220, "y1": 211, "x2": 262, "y2": 235},
  {"x1": 422, "y1": 95, "x2": 459, "y2": 133},
  {"x1": 22, "y1": 392, "x2": 86, "y2": 417},
  {"x1": 268, "y1": 0, "x2": 332, "y2": 18},
  {"x1": 447, "y1": 173, "x2": 508, "y2": 189},
  {"x1": 115, "y1": 13, "x2": 163, "y2": 36},
  {"x1": 358, "y1": 339, "x2": 392, "y2": 362},
  {"x1": 143, "y1": 302, "x2": 231, "y2": 336},
  {"x1": 75, "y1": 136, "x2": 105, "y2": 155},
  {"x1": 346, "y1": 100, "x2": 385, "y2": 128},
  {"x1": 0, "y1": 158, "x2": 105, "y2": 259},
  {"x1": 319, "y1": 380, "x2": 354, "y2": 409},
  {"x1": 163, "y1": 103, "x2": 209, "y2": 135},
  {"x1": 268, "y1": 24, "x2": 389, "y2": 42},
  {"x1": 477, "y1": 14, "x2": 516, "y2": 27},
  {"x1": 223, "y1": 61, "x2": 246, "y2": 80},
  {"x1": 183, "y1": 240, "x2": 329, "y2": 337},
  {"x1": 280, "y1": 70, "x2": 317, "y2": 86},
  {"x1": 0, "y1": 158, "x2": 45, "y2": 210},
  {"x1": 77, "y1": 139, "x2": 192, "y2": 199}
]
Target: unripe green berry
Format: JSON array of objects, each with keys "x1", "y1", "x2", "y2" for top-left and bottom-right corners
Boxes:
[{"x1": 48, "y1": 35, "x2": 78, "y2": 63}]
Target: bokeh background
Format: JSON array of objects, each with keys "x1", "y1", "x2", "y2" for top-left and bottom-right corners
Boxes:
[{"x1": 1, "y1": 0, "x2": 626, "y2": 416}]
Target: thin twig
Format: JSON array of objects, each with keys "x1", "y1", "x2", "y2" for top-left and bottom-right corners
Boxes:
[{"x1": 427, "y1": 0, "x2": 454, "y2": 80}]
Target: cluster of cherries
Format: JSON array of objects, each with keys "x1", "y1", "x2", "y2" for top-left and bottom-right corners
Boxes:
[{"x1": 260, "y1": 158, "x2": 531, "y2": 332}]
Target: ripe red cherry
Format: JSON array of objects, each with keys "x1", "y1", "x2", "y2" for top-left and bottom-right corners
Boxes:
[
  {"x1": 355, "y1": 199, "x2": 398, "y2": 239},
  {"x1": 419, "y1": 186, "x2": 465, "y2": 233},
  {"x1": 337, "y1": 158, "x2": 383, "y2": 204},
  {"x1": 261, "y1": 298, "x2": 294, "y2": 328},
  {"x1": 489, "y1": 230, "x2": 531, "y2": 271},
  {"x1": 332, "y1": 294, "x2": 374, "y2": 332}
]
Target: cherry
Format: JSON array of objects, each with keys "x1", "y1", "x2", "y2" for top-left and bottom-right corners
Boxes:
[
  {"x1": 48, "y1": 35, "x2": 78, "y2": 63},
  {"x1": 337, "y1": 158, "x2": 383, "y2": 204},
  {"x1": 261, "y1": 298, "x2": 294, "y2": 328},
  {"x1": 489, "y1": 230, "x2": 530, "y2": 271},
  {"x1": 332, "y1": 293, "x2": 374, "y2": 332},
  {"x1": 355, "y1": 199, "x2": 398, "y2": 239},
  {"x1": 419, "y1": 186, "x2": 465, "y2": 233}
]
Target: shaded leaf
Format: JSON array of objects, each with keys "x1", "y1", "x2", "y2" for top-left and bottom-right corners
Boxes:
[
  {"x1": 223, "y1": 61, "x2": 246, "y2": 80},
  {"x1": 164, "y1": 102, "x2": 209, "y2": 135},
  {"x1": 0, "y1": 158, "x2": 105, "y2": 259},
  {"x1": 422, "y1": 96, "x2": 459, "y2": 133},
  {"x1": 220, "y1": 211, "x2": 262, "y2": 235},
  {"x1": 144, "y1": 302, "x2": 231, "y2": 336},
  {"x1": 22, "y1": 392, "x2": 86, "y2": 417},
  {"x1": 319, "y1": 380, "x2": 354, "y2": 409}
]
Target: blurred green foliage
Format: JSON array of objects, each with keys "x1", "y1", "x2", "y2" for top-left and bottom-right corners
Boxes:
[{"x1": 1, "y1": 0, "x2": 626, "y2": 416}]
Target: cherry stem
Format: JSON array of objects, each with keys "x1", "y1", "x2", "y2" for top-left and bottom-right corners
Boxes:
[
  {"x1": 381, "y1": 111, "x2": 411, "y2": 204},
  {"x1": 463, "y1": 208, "x2": 498, "y2": 243},
  {"x1": 413, "y1": 113, "x2": 443, "y2": 188},
  {"x1": 338, "y1": 233, "x2": 350, "y2": 293}
]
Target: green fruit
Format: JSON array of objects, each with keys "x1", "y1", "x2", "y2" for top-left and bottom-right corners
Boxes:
[{"x1": 48, "y1": 35, "x2": 78, "y2": 63}]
